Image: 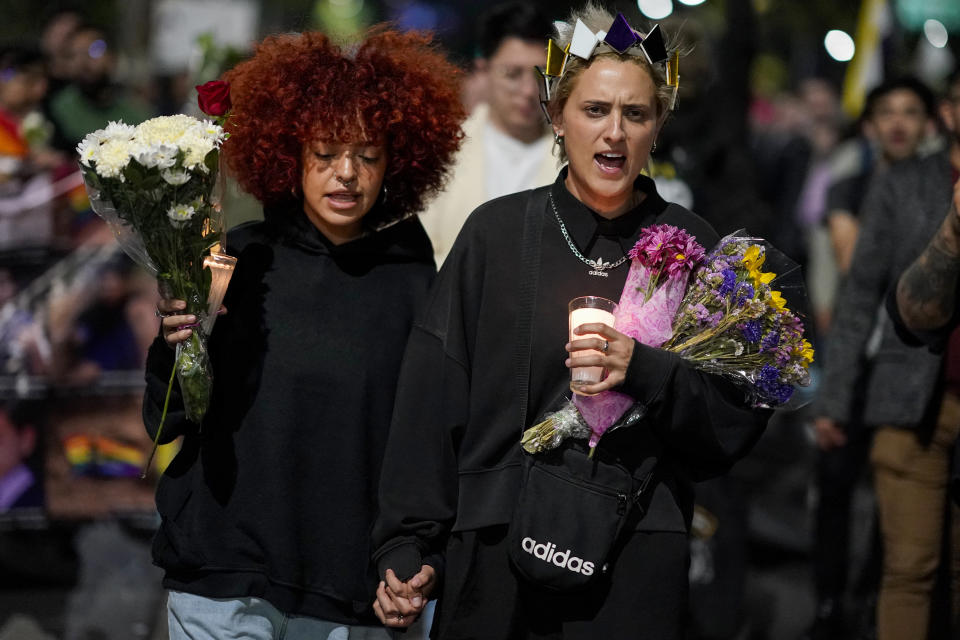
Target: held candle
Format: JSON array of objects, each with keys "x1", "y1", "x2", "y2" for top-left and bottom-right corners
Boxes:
[
  {"x1": 202, "y1": 252, "x2": 237, "y2": 334},
  {"x1": 568, "y1": 296, "x2": 618, "y2": 392}
]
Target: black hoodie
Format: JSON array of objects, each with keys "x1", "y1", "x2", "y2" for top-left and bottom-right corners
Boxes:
[
  {"x1": 142, "y1": 202, "x2": 435, "y2": 623},
  {"x1": 372, "y1": 172, "x2": 771, "y2": 586}
]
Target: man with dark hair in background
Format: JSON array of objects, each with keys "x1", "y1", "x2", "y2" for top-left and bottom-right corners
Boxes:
[
  {"x1": 893, "y1": 72, "x2": 960, "y2": 345},
  {"x1": 420, "y1": 2, "x2": 554, "y2": 266},
  {"x1": 819, "y1": 72, "x2": 960, "y2": 640},
  {"x1": 807, "y1": 76, "x2": 937, "y2": 640},
  {"x1": 824, "y1": 77, "x2": 938, "y2": 276}
]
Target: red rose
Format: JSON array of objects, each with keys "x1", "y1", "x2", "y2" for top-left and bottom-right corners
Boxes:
[{"x1": 196, "y1": 80, "x2": 231, "y2": 117}]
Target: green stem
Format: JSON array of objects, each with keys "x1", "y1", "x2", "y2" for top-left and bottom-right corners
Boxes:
[
  {"x1": 644, "y1": 268, "x2": 662, "y2": 303},
  {"x1": 141, "y1": 352, "x2": 179, "y2": 479},
  {"x1": 668, "y1": 314, "x2": 740, "y2": 353}
]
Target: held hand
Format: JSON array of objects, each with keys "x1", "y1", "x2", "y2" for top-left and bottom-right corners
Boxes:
[
  {"x1": 372, "y1": 566, "x2": 436, "y2": 628},
  {"x1": 157, "y1": 299, "x2": 227, "y2": 347},
  {"x1": 813, "y1": 416, "x2": 847, "y2": 451},
  {"x1": 566, "y1": 322, "x2": 635, "y2": 395},
  {"x1": 158, "y1": 299, "x2": 194, "y2": 347}
]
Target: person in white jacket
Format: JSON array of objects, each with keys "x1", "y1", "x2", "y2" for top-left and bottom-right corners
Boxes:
[{"x1": 420, "y1": 3, "x2": 556, "y2": 266}]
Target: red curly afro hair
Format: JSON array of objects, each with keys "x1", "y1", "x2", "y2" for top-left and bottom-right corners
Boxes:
[{"x1": 221, "y1": 29, "x2": 466, "y2": 227}]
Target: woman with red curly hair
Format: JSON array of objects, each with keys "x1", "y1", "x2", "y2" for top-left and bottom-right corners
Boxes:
[{"x1": 143, "y1": 29, "x2": 464, "y2": 639}]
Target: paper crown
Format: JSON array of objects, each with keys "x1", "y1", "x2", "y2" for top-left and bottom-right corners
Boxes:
[{"x1": 536, "y1": 13, "x2": 680, "y2": 123}]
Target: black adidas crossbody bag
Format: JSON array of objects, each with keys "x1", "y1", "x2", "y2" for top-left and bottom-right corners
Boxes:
[
  {"x1": 504, "y1": 189, "x2": 657, "y2": 592},
  {"x1": 507, "y1": 438, "x2": 655, "y2": 591}
]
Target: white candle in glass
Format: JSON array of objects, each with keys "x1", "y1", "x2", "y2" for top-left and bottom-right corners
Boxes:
[{"x1": 568, "y1": 296, "x2": 617, "y2": 391}]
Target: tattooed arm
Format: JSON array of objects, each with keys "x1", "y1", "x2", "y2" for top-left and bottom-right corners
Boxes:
[{"x1": 896, "y1": 181, "x2": 960, "y2": 331}]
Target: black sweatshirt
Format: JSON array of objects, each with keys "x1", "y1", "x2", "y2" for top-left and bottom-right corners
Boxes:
[
  {"x1": 372, "y1": 170, "x2": 772, "y2": 583},
  {"x1": 142, "y1": 203, "x2": 434, "y2": 623}
]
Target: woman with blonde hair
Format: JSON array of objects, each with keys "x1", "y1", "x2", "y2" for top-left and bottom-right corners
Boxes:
[{"x1": 372, "y1": 4, "x2": 769, "y2": 638}]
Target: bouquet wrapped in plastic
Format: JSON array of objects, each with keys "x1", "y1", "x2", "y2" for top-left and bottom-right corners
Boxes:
[
  {"x1": 661, "y1": 233, "x2": 813, "y2": 404},
  {"x1": 522, "y1": 227, "x2": 814, "y2": 455},
  {"x1": 77, "y1": 115, "x2": 236, "y2": 433}
]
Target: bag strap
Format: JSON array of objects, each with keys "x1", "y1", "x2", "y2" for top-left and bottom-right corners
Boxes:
[
  {"x1": 515, "y1": 189, "x2": 661, "y2": 494},
  {"x1": 515, "y1": 188, "x2": 548, "y2": 431}
]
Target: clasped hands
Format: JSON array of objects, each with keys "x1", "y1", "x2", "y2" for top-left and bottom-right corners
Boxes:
[{"x1": 373, "y1": 565, "x2": 436, "y2": 628}]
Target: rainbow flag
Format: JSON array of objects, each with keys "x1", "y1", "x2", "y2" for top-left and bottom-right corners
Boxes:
[{"x1": 63, "y1": 435, "x2": 153, "y2": 478}]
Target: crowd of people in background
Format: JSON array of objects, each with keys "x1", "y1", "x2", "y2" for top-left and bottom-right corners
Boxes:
[
  {"x1": 1, "y1": 2, "x2": 960, "y2": 639},
  {"x1": 0, "y1": 8, "x2": 159, "y2": 385}
]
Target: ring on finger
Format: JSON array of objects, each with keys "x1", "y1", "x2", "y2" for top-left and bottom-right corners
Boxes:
[
  {"x1": 155, "y1": 308, "x2": 173, "y2": 319},
  {"x1": 397, "y1": 614, "x2": 404, "y2": 623},
  {"x1": 600, "y1": 339, "x2": 609, "y2": 353}
]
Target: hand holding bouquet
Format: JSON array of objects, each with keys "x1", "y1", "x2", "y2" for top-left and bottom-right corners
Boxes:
[
  {"x1": 77, "y1": 113, "x2": 236, "y2": 470},
  {"x1": 522, "y1": 226, "x2": 814, "y2": 455}
]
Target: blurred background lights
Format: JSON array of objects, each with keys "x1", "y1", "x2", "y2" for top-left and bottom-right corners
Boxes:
[
  {"x1": 327, "y1": 0, "x2": 364, "y2": 20},
  {"x1": 637, "y1": 0, "x2": 674, "y2": 20},
  {"x1": 88, "y1": 39, "x2": 107, "y2": 59},
  {"x1": 824, "y1": 29, "x2": 855, "y2": 62},
  {"x1": 677, "y1": 0, "x2": 707, "y2": 6},
  {"x1": 923, "y1": 19, "x2": 949, "y2": 49}
]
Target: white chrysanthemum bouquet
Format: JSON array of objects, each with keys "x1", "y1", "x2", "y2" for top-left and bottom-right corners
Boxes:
[{"x1": 78, "y1": 115, "x2": 235, "y2": 433}]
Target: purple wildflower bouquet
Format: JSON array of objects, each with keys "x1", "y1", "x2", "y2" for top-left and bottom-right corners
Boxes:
[
  {"x1": 661, "y1": 233, "x2": 813, "y2": 406},
  {"x1": 521, "y1": 227, "x2": 813, "y2": 455}
]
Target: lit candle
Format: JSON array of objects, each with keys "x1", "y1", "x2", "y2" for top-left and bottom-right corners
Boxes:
[
  {"x1": 202, "y1": 252, "x2": 237, "y2": 334},
  {"x1": 568, "y1": 296, "x2": 617, "y2": 391}
]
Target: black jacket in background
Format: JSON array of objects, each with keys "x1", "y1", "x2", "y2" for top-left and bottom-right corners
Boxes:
[
  {"x1": 142, "y1": 203, "x2": 435, "y2": 623},
  {"x1": 372, "y1": 172, "x2": 771, "y2": 586}
]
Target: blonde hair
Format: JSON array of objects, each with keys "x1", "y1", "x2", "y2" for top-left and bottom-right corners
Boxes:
[{"x1": 548, "y1": 3, "x2": 680, "y2": 162}]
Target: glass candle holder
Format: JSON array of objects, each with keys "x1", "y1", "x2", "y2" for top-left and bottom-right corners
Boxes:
[{"x1": 568, "y1": 296, "x2": 617, "y2": 394}]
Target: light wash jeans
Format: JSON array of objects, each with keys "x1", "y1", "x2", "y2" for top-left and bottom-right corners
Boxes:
[{"x1": 167, "y1": 590, "x2": 414, "y2": 640}]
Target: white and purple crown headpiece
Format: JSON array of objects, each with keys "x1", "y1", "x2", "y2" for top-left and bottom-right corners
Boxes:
[{"x1": 536, "y1": 12, "x2": 680, "y2": 123}]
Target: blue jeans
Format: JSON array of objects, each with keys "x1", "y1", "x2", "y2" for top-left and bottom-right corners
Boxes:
[{"x1": 167, "y1": 591, "x2": 401, "y2": 640}]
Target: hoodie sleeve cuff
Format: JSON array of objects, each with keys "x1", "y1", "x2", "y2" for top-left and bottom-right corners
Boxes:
[
  {"x1": 376, "y1": 543, "x2": 445, "y2": 593},
  {"x1": 377, "y1": 542, "x2": 424, "y2": 583},
  {"x1": 618, "y1": 340, "x2": 681, "y2": 404}
]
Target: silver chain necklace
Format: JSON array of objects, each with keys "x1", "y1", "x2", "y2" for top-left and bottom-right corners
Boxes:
[{"x1": 549, "y1": 192, "x2": 628, "y2": 278}]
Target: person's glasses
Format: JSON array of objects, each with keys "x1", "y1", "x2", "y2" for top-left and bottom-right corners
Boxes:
[{"x1": 490, "y1": 65, "x2": 540, "y2": 88}]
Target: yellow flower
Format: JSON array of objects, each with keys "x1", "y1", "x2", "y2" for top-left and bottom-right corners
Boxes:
[
  {"x1": 794, "y1": 339, "x2": 815, "y2": 367},
  {"x1": 753, "y1": 270, "x2": 775, "y2": 287},
  {"x1": 742, "y1": 245, "x2": 775, "y2": 287},
  {"x1": 768, "y1": 290, "x2": 787, "y2": 311},
  {"x1": 742, "y1": 245, "x2": 764, "y2": 272}
]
